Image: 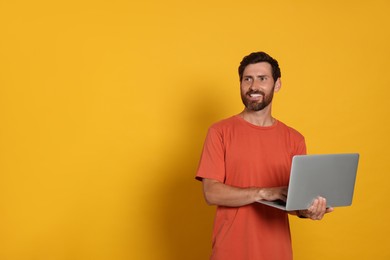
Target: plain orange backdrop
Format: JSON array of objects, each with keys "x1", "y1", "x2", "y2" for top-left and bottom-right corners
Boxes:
[{"x1": 1, "y1": 1, "x2": 389, "y2": 259}]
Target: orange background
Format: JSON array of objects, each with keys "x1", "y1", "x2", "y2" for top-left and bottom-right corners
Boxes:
[{"x1": 1, "y1": 1, "x2": 389, "y2": 259}]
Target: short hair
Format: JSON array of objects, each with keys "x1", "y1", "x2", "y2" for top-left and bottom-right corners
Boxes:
[{"x1": 238, "y1": 52, "x2": 281, "y2": 82}]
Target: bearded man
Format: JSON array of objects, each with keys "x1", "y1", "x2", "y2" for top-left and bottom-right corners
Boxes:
[{"x1": 196, "y1": 51, "x2": 332, "y2": 260}]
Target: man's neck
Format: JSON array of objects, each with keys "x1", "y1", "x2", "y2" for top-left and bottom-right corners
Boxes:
[{"x1": 239, "y1": 108, "x2": 275, "y2": 127}]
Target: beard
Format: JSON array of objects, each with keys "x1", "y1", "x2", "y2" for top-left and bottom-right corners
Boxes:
[{"x1": 241, "y1": 87, "x2": 275, "y2": 111}]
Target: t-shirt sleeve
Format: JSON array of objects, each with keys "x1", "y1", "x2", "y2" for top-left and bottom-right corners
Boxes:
[
  {"x1": 292, "y1": 132, "x2": 307, "y2": 156},
  {"x1": 195, "y1": 127, "x2": 226, "y2": 183},
  {"x1": 295, "y1": 136, "x2": 307, "y2": 156},
  {"x1": 285, "y1": 124, "x2": 307, "y2": 156}
]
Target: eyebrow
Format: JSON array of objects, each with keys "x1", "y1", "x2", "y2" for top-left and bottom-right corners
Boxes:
[{"x1": 243, "y1": 74, "x2": 269, "y2": 78}]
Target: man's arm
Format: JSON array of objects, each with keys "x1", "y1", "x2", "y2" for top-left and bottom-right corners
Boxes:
[{"x1": 202, "y1": 178, "x2": 288, "y2": 207}]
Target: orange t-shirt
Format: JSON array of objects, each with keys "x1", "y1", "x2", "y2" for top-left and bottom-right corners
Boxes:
[{"x1": 196, "y1": 115, "x2": 306, "y2": 260}]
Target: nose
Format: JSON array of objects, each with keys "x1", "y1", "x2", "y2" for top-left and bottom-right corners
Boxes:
[{"x1": 249, "y1": 79, "x2": 261, "y2": 90}]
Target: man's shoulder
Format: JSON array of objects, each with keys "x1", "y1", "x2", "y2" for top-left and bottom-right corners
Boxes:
[
  {"x1": 276, "y1": 120, "x2": 305, "y2": 139},
  {"x1": 209, "y1": 115, "x2": 239, "y2": 129}
]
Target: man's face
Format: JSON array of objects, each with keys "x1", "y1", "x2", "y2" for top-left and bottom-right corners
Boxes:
[{"x1": 240, "y1": 62, "x2": 280, "y2": 111}]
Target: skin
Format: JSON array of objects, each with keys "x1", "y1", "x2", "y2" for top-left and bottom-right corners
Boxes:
[{"x1": 202, "y1": 62, "x2": 333, "y2": 220}]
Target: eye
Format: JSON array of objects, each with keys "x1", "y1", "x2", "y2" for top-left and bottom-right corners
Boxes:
[{"x1": 259, "y1": 76, "x2": 267, "y2": 81}]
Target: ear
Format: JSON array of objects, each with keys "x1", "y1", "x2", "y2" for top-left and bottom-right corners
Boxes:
[{"x1": 274, "y1": 78, "x2": 282, "y2": 92}]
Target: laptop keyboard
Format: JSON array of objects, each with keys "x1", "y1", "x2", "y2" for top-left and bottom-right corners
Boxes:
[{"x1": 274, "y1": 200, "x2": 287, "y2": 206}]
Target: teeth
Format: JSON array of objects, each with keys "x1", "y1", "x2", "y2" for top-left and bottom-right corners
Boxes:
[{"x1": 250, "y1": 94, "x2": 262, "y2": 97}]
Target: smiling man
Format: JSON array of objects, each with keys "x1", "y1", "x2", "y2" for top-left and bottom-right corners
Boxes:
[{"x1": 196, "y1": 52, "x2": 332, "y2": 260}]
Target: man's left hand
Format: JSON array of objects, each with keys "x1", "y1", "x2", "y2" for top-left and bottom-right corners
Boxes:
[{"x1": 297, "y1": 197, "x2": 334, "y2": 220}]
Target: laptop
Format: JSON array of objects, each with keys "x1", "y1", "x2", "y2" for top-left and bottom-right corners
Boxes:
[{"x1": 257, "y1": 153, "x2": 359, "y2": 211}]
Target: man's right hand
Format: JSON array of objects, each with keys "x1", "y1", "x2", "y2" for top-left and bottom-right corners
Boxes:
[{"x1": 257, "y1": 186, "x2": 288, "y2": 202}]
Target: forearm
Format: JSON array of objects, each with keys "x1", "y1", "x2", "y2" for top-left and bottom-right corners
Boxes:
[
  {"x1": 202, "y1": 179, "x2": 261, "y2": 207},
  {"x1": 203, "y1": 180, "x2": 260, "y2": 207}
]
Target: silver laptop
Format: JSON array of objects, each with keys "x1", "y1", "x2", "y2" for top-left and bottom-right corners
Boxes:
[{"x1": 257, "y1": 153, "x2": 359, "y2": 211}]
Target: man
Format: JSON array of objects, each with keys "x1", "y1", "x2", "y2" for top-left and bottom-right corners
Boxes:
[{"x1": 196, "y1": 52, "x2": 333, "y2": 260}]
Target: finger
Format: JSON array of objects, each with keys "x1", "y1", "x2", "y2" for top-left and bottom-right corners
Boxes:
[
  {"x1": 309, "y1": 198, "x2": 319, "y2": 212},
  {"x1": 317, "y1": 198, "x2": 326, "y2": 219},
  {"x1": 306, "y1": 199, "x2": 316, "y2": 220},
  {"x1": 326, "y1": 207, "x2": 334, "y2": 213},
  {"x1": 312, "y1": 198, "x2": 321, "y2": 220},
  {"x1": 317, "y1": 197, "x2": 325, "y2": 211},
  {"x1": 279, "y1": 187, "x2": 288, "y2": 201},
  {"x1": 317, "y1": 197, "x2": 328, "y2": 219},
  {"x1": 310, "y1": 197, "x2": 324, "y2": 220},
  {"x1": 308, "y1": 197, "x2": 333, "y2": 220}
]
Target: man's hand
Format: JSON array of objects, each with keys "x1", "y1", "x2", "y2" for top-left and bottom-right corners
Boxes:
[
  {"x1": 258, "y1": 187, "x2": 288, "y2": 202},
  {"x1": 297, "y1": 197, "x2": 334, "y2": 220}
]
